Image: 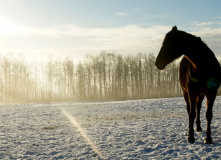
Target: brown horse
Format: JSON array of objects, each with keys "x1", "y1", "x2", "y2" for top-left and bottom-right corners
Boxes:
[{"x1": 155, "y1": 26, "x2": 221, "y2": 144}]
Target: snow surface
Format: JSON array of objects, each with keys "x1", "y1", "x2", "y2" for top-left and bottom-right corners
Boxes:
[{"x1": 0, "y1": 96, "x2": 221, "y2": 159}]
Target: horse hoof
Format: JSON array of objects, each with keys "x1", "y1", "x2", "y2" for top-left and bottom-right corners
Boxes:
[
  {"x1": 188, "y1": 140, "x2": 195, "y2": 144},
  {"x1": 196, "y1": 127, "x2": 202, "y2": 132},
  {"x1": 188, "y1": 137, "x2": 195, "y2": 144},
  {"x1": 204, "y1": 139, "x2": 213, "y2": 144}
]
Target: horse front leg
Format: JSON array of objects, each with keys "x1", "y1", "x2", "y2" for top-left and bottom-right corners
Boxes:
[
  {"x1": 205, "y1": 91, "x2": 216, "y2": 144},
  {"x1": 184, "y1": 91, "x2": 190, "y2": 114},
  {"x1": 196, "y1": 95, "x2": 204, "y2": 132},
  {"x1": 188, "y1": 93, "x2": 197, "y2": 144}
]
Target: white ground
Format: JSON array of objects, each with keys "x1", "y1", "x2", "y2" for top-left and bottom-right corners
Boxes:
[{"x1": 0, "y1": 96, "x2": 221, "y2": 159}]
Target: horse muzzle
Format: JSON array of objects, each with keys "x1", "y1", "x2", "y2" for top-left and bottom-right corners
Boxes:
[{"x1": 155, "y1": 60, "x2": 166, "y2": 70}]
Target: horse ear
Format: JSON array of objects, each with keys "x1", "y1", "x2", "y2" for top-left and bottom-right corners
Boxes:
[{"x1": 172, "y1": 26, "x2": 177, "y2": 31}]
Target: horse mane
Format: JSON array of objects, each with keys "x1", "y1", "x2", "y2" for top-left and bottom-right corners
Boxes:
[
  {"x1": 183, "y1": 31, "x2": 206, "y2": 46},
  {"x1": 182, "y1": 31, "x2": 217, "y2": 62}
]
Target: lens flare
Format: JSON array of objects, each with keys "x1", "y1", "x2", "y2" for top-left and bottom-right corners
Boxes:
[
  {"x1": 207, "y1": 79, "x2": 219, "y2": 89},
  {"x1": 61, "y1": 108, "x2": 104, "y2": 159}
]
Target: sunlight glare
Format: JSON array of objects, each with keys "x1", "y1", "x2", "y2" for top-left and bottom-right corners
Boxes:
[
  {"x1": 61, "y1": 108, "x2": 104, "y2": 159},
  {"x1": 0, "y1": 16, "x2": 28, "y2": 37}
]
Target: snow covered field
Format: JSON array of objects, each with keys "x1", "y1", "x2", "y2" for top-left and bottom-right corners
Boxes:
[{"x1": 0, "y1": 96, "x2": 221, "y2": 159}]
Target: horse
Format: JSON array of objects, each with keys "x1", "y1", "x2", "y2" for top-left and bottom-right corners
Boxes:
[{"x1": 155, "y1": 26, "x2": 221, "y2": 144}]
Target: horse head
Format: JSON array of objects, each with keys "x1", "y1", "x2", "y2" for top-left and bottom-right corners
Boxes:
[{"x1": 155, "y1": 26, "x2": 184, "y2": 70}]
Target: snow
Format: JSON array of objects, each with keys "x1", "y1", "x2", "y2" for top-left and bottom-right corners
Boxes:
[{"x1": 0, "y1": 96, "x2": 221, "y2": 159}]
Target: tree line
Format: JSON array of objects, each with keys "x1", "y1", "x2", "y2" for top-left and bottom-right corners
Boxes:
[{"x1": 0, "y1": 52, "x2": 220, "y2": 103}]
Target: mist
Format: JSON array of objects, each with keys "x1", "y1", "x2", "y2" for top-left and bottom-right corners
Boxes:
[{"x1": 0, "y1": 52, "x2": 221, "y2": 103}]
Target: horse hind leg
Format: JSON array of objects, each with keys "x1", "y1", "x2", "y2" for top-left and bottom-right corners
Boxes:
[
  {"x1": 205, "y1": 91, "x2": 217, "y2": 144},
  {"x1": 196, "y1": 95, "x2": 204, "y2": 132}
]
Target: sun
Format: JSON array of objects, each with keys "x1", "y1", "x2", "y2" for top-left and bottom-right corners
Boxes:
[{"x1": 0, "y1": 15, "x2": 28, "y2": 37}]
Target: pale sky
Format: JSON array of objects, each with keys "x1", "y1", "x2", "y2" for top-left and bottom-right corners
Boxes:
[{"x1": 1, "y1": 0, "x2": 221, "y2": 61}]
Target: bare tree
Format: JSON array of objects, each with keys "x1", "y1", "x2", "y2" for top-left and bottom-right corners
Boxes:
[{"x1": 2, "y1": 52, "x2": 214, "y2": 103}]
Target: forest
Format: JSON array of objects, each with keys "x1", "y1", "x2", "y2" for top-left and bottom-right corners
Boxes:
[{"x1": 0, "y1": 52, "x2": 220, "y2": 103}]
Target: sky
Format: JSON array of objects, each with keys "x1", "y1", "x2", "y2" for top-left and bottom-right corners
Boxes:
[{"x1": 0, "y1": 0, "x2": 221, "y2": 61}]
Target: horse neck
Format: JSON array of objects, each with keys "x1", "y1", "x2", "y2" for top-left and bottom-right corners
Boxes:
[{"x1": 184, "y1": 41, "x2": 220, "y2": 71}]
